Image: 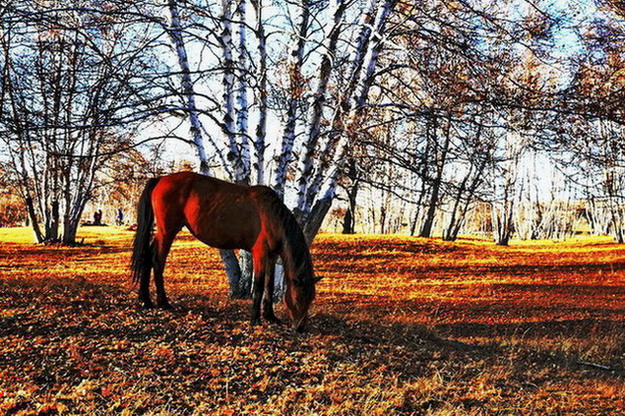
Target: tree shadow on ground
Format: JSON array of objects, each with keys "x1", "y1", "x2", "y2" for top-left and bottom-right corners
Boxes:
[{"x1": 2, "y1": 276, "x2": 624, "y2": 416}]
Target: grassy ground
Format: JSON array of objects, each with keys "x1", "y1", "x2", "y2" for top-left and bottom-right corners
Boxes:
[{"x1": 1, "y1": 226, "x2": 624, "y2": 415}]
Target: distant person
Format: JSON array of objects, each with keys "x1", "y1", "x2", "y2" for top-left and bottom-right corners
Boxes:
[
  {"x1": 116, "y1": 208, "x2": 124, "y2": 226},
  {"x1": 94, "y1": 209, "x2": 103, "y2": 226}
]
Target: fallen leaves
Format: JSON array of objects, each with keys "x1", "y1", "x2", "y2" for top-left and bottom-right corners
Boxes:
[{"x1": 0, "y1": 227, "x2": 625, "y2": 414}]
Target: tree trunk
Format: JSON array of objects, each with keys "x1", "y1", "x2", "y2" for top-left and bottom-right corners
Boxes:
[
  {"x1": 222, "y1": 0, "x2": 247, "y2": 184},
  {"x1": 295, "y1": 0, "x2": 348, "y2": 214},
  {"x1": 342, "y1": 185, "x2": 359, "y2": 234},
  {"x1": 49, "y1": 199, "x2": 60, "y2": 242},
  {"x1": 493, "y1": 187, "x2": 515, "y2": 246},
  {"x1": 221, "y1": 249, "x2": 246, "y2": 298},
  {"x1": 62, "y1": 219, "x2": 79, "y2": 245},
  {"x1": 298, "y1": 0, "x2": 397, "y2": 236},
  {"x1": 273, "y1": 0, "x2": 309, "y2": 198},
  {"x1": 251, "y1": 0, "x2": 267, "y2": 185},
  {"x1": 168, "y1": 0, "x2": 224, "y2": 174},
  {"x1": 443, "y1": 170, "x2": 470, "y2": 241},
  {"x1": 235, "y1": 0, "x2": 251, "y2": 181},
  {"x1": 304, "y1": 0, "x2": 380, "y2": 209},
  {"x1": 301, "y1": 0, "x2": 396, "y2": 218},
  {"x1": 25, "y1": 196, "x2": 44, "y2": 243},
  {"x1": 304, "y1": 194, "x2": 335, "y2": 243},
  {"x1": 342, "y1": 158, "x2": 359, "y2": 234},
  {"x1": 420, "y1": 115, "x2": 450, "y2": 238}
]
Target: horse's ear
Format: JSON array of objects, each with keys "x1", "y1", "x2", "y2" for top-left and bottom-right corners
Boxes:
[{"x1": 313, "y1": 275, "x2": 324, "y2": 283}]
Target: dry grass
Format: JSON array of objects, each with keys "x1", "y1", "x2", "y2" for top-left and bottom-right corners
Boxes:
[{"x1": 1, "y1": 227, "x2": 624, "y2": 415}]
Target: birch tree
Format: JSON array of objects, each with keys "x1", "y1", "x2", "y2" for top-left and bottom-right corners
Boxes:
[
  {"x1": 167, "y1": 0, "x2": 226, "y2": 175},
  {"x1": 273, "y1": 0, "x2": 310, "y2": 199},
  {"x1": 251, "y1": 0, "x2": 267, "y2": 185},
  {"x1": 296, "y1": 0, "x2": 400, "y2": 240}
]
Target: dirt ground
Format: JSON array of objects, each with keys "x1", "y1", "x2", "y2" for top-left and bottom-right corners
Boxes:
[{"x1": 1, "y1": 227, "x2": 624, "y2": 415}]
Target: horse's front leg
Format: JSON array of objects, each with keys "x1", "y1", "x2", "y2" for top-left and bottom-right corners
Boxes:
[
  {"x1": 250, "y1": 251, "x2": 266, "y2": 326},
  {"x1": 263, "y1": 259, "x2": 281, "y2": 324}
]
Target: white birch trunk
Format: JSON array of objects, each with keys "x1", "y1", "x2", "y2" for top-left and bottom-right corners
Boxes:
[
  {"x1": 303, "y1": 168, "x2": 340, "y2": 240},
  {"x1": 302, "y1": 0, "x2": 396, "y2": 223},
  {"x1": 249, "y1": 0, "x2": 282, "y2": 296},
  {"x1": 221, "y1": 0, "x2": 254, "y2": 297},
  {"x1": 273, "y1": 1, "x2": 310, "y2": 198},
  {"x1": 352, "y1": 0, "x2": 395, "y2": 109},
  {"x1": 168, "y1": 0, "x2": 213, "y2": 174},
  {"x1": 222, "y1": 0, "x2": 245, "y2": 183},
  {"x1": 295, "y1": 0, "x2": 348, "y2": 215},
  {"x1": 251, "y1": 0, "x2": 267, "y2": 185},
  {"x1": 236, "y1": 0, "x2": 251, "y2": 182},
  {"x1": 302, "y1": 1, "x2": 379, "y2": 213}
]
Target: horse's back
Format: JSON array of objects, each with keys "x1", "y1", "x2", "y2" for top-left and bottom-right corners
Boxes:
[
  {"x1": 151, "y1": 172, "x2": 263, "y2": 250},
  {"x1": 156, "y1": 171, "x2": 240, "y2": 192}
]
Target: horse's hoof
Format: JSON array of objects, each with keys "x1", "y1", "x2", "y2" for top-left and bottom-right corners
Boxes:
[
  {"x1": 158, "y1": 302, "x2": 173, "y2": 310},
  {"x1": 141, "y1": 301, "x2": 155, "y2": 309},
  {"x1": 250, "y1": 318, "x2": 261, "y2": 326}
]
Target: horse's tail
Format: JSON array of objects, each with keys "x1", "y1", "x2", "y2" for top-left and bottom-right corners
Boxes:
[{"x1": 131, "y1": 178, "x2": 160, "y2": 284}]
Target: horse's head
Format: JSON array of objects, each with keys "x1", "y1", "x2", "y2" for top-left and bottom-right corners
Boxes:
[{"x1": 284, "y1": 272, "x2": 321, "y2": 332}]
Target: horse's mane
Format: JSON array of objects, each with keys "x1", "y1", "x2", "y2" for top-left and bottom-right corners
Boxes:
[{"x1": 257, "y1": 188, "x2": 314, "y2": 292}]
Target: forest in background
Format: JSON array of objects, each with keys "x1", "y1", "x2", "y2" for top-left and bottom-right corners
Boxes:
[{"x1": 2, "y1": 0, "x2": 625, "y2": 248}]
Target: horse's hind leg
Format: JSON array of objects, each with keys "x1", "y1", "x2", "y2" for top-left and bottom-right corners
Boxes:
[
  {"x1": 153, "y1": 228, "x2": 180, "y2": 309},
  {"x1": 263, "y1": 259, "x2": 281, "y2": 324},
  {"x1": 139, "y1": 241, "x2": 155, "y2": 308}
]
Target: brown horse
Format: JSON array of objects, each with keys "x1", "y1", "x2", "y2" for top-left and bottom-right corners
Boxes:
[{"x1": 130, "y1": 172, "x2": 319, "y2": 332}]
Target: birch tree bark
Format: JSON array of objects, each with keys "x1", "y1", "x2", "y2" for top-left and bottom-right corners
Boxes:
[
  {"x1": 251, "y1": 0, "x2": 267, "y2": 185},
  {"x1": 220, "y1": 0, "x2": 256, "y2": 298},
  {"x1": 235, "y1": 0, "x2": 251, "y2": 182},
  {"x1": 295, "y1": 0, "x2": 349, "y2": 217},
  {"x1": 299, "y1": 0, "x2": 398, "y2": 240},
  {"x1": 221, "y1": 0, "x2": 247, "y2": 184},
  {"x1": 273, "y1": 0, "x2": 310, "y2": 199},
  {"x1": 168, "y1": 0, "x2": 213, "y2": 175}
]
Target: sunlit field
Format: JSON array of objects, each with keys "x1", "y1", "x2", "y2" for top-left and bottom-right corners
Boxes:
[{"x1": 1, "y1": 227, "x2": 624, "y2": 415}]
